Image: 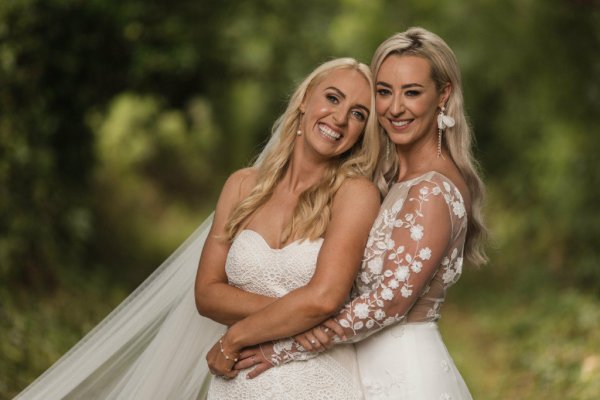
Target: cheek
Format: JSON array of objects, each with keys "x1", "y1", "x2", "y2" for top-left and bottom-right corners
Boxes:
[{"x1": 375, "y1": 98, "x2": 388, "y2": 116}]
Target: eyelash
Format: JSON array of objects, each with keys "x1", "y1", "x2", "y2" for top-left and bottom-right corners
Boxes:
[
  {"x1": 352, "y1": 110, "x2": 366, "y2": 121},
  {"x1": 376, "y1": 88, "x2": 421, "y2": 97},
  {"x1": 326, "y1": 94, "x2": 339, "y2": 104}
]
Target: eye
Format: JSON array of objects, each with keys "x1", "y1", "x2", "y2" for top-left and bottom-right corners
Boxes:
[
  {"x1": 405, "y1": 90, "x2": 421, "y2": 97},
  {"x1": 326, "y1": 94, "x2": 340, "y2": 104},
  {"x1": 376, "y1": 87, "x2": 392, "y2": 97},
  {"x1": 351, "y1": 110, "x2": 366, "y2": 121}
]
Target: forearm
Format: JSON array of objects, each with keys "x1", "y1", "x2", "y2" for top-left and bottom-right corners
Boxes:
[
  {"x1": 196, "y1": 282, "x2": 277, "y2": 326},
  {"x1": 226, "y1": 285, "x2": 336, "y2": 349}
]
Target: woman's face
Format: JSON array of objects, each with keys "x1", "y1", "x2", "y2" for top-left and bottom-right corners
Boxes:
[
  {"x1": 375, "y1": 55, "x2": 449, "y2": 149},
  {"x1": 299, "y1": 68, "x2": 371, "y2": 160}
]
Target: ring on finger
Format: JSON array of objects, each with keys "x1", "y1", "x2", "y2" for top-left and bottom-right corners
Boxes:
[{"x1": 310, "y1": 339, "x2": 316, "y2": 344}]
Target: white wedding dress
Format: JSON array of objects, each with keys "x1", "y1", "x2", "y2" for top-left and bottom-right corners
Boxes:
[
  {"x1": 268, "y1": 171, "x2": 473, "y2": 399},
  {"x1": 207, "y1": 229, "x2": 363, "y2": 399}
]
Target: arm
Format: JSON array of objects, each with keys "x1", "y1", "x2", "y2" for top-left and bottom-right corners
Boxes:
[
  {"x1": 218, "y1": 178, "x2": 380, "y2": 350},
  {"x1": 255, "y1": 180, "x2": 463, "y2": 370},
  {"x1": 194, "y1": 168, "x2": 277, "y2": 326}
]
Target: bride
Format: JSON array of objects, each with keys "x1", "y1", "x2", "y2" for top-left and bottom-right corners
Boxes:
[
  {"x1": 195, "y1": 56, "x2": 383, "y2": 398},
  {"x1": 14, "y1": 57, "x2": 384, "y2": 399}
]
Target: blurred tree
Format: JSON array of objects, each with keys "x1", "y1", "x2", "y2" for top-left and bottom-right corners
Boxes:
[{"x1": 0, "y1": 0, "x2": 130, "y2": 289}]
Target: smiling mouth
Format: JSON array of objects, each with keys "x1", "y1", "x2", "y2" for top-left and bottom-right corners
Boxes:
[
  {"x1": 318, "y1": 123, "x2": 341, "y2": 141},
  {"x1": 390, "y1": 119, "x2": 412, "y2": 128}
]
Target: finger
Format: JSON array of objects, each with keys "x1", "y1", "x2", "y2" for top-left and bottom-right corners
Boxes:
[
  {"x1": 294, "y1": 334, "x2": 314, "y2": 351},
  {"x1": 312, "y1": 328, "x2": 332, "y2": 349},
  {"x1": 323, "y1": 319, "x2": 346, "y2": 340},
  {"x1": 234, "y1": 355, "x2": 257, "y2": 370},
  {"x1": 238, "y1": 349, "x2": 258, "y2": 360},
  {"x1": 220, "y1": 370, "x2": 239, "y2": 380},
  {"x1": 246, "y1": 362, "x2": 273, "y2": 379},
  {"x1": 305, "y1": 332, "x2": 322, "y2": 351}
]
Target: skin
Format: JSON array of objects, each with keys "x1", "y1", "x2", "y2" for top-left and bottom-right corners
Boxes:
[
  {"x1": 195, "y1": 68, "x2": 381, "y2": 378},
  {"x1": 238, "y1": 54, "x2": 473, "y2": 379}
]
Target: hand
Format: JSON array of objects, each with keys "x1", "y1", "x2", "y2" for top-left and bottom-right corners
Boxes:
[
  {"x1": 206, "y1": 334, "x2": 240, "y2": 379},
  {"x1": 234, "y1": 344, "x2": 275, "y2": 379},
  {"x1": 294, "y1": 318, "x2": 346, "y2": 352}
]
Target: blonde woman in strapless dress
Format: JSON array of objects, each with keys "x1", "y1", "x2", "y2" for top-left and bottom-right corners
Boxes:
[{"x1": 195, "y1": 57, "x2": 386, "y2": 399}]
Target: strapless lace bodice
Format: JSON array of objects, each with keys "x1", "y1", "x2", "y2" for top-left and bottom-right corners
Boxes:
[
  {"x1": 208, "y1": 230, "x2": 363, "y2": 400},
  {"x1": 225, "y1": 230, "x2": 323, "y2": 297}
]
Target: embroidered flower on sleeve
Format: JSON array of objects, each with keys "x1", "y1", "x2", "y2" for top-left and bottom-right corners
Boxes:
[
  {"x1": 452, "y1": 201, "x2": 466, "y2": 218},
  {"x1": 374, "y1": 309, "x2": 386, "y2": 320},
  {"x1": 409, "y1": 224, "x2": 424, "y2": 241},
  {"x1": 353, "y1": 303, "x2": 370, "y2": 319},
  {"x1": 394, "y1": 266, "x2": 409, "y2": 282},
  {"x1": 381, "y1": 287, "x2": 394, "y2": 300},
  {"x1": 367, "y1": 258, "x2": 383, "y2": 274},
  {"x1": 418, "y1": 247, "x2": 432, "y2": 260}
]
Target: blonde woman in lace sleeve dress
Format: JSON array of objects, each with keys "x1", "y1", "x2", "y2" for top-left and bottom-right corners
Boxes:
[
  {"x1": 235, "y1": 27, "x2": 489, "y2": 400},
  {"x1": 194, "y1": 58, "x2": 386, "y2": 399}
]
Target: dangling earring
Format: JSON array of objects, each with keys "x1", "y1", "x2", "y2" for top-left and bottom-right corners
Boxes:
[
  {"x1": 296, "y1": 112, "x2": 303, "y2": 136},
  {"x1": 437, "y1": 106, "x2": 455, "y2": 157}
]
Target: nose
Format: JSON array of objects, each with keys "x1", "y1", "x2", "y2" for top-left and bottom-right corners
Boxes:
[
  {"x1": 389, "y1": 93, "x2": 404, "y2": 116},
  {"x1": 332, "y1": 106, "x2": 349, "y2": 126}
]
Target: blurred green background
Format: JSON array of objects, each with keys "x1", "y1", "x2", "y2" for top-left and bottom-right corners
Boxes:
[{"x1": 1, "y1": 0, "x2": 599, "y2": 398}]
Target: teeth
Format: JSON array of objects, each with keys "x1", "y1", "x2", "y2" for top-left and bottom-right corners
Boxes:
[
  {"x1": 318, "y1": 124, "x2": 341, "y2": 140},
  {"x1": 391, "y1": 120, "x2": 411, "y2": 127}
]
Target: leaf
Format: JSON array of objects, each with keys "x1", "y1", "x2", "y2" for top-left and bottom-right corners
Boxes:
[{"x1": 353, "y1": 322, "x2": 364, "y2": 330}]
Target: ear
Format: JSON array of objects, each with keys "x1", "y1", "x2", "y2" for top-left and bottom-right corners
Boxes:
[
  {"x1": 299, "y1": 102, "x2": 306, "y2": 113},
  {"x1": 438, "y1": 83, "x2": 452, "y2": 108}
]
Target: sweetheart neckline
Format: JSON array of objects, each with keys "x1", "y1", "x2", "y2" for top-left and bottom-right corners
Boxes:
[{"x1": 238, "y1": 229, "x2": 323, "y2": 251}]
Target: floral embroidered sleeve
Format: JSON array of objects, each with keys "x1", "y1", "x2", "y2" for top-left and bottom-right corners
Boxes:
[{"x1": 263, "y1": 178, "x2": 466, "y2": 366}]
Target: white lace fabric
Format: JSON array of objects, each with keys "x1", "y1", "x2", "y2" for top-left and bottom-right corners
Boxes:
[
  {"x1": 207, "y1": 229, "x2": 363, "y2": 399},
  {"x1": 269, "y1": 171, "x2": 468, "y2": 363}
]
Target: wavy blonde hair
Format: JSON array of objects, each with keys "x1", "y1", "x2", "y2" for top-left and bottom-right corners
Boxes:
[
  {"x1": 225, "y1": 58, "x2": 382, "y2": 243},
  {"x1": 371, "y1": 27, "x2": 488, "y2": 266}
]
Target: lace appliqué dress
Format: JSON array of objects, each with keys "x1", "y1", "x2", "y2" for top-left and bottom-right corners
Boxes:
[
  {"x1": 206, "y1": 229, "x2": 363, "y2": 400},
  {"x1": 268, "y1": 172, "x2": 473, "y2": 399}
]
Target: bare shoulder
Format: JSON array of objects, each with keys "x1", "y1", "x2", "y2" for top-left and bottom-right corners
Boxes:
[
  {"x1": 215, "y1": 167, "x2": 259, "y2": 215},
  {"x1": 333, "y1": 176, "x2": 381, "y2": 211},
  {"x1": 223, "y1": 167, "x2": 259, "y2": 200}
]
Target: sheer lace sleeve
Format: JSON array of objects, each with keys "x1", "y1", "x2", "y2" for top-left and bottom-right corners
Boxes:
[{"x1": 266, "y1": 177, "x2": 467, "y2": 365}]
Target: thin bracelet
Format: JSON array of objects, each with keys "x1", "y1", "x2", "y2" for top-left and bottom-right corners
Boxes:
[{"x1": 219, "y1": 337, "x2": 239, "y2": 362}]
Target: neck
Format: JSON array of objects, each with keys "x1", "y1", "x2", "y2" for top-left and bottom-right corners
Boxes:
[
  {"x1": 395, "y1": 133, "x2": 441, "y2": 181},
  {"x1": 282, "y1": 140, "x2": 331, "y2": 193}
]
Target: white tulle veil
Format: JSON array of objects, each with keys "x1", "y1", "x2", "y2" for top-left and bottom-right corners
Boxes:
[{"x1": 15, "y1": 214, "x2": 225, "y2": 400}]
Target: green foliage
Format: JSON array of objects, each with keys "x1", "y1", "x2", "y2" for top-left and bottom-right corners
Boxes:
[
  {"x1": 2, "y1": 0, "x2": 600, "y2": 397},
  {"x1": 441, "y1": 277, "x2": 600, "y2": 399}
]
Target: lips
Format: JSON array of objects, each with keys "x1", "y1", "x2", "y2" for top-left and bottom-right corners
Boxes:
[
  {"x1": 390, "y1": 119, "x2": 413, "y2": 128},
  {"x1": 318, "y1": 123, "x2": 342, "y2": 141}
]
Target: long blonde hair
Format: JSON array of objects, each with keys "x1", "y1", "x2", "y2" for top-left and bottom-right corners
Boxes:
[
  {"x1": 371, "y1": 27, "x2": 488, "y2": 266},
  {"x1": 225, "y1": 58, "x2": 382, "y2": 242}
]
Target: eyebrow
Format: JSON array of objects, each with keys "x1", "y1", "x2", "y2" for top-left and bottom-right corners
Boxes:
[
  {"x1": 376, "y1": 81, "x2": 425, "y2": 89},
  {"x1": 326, "y1": 86, "x2": 370, "y2": 114}
]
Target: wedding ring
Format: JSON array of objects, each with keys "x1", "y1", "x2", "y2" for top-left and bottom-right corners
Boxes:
[
  {"x1": 323, "y1": 328, "x2": 329, "y2": 333},
  {"x1": 310, "y1": 339, "x2": 316, "y2": 344}
]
